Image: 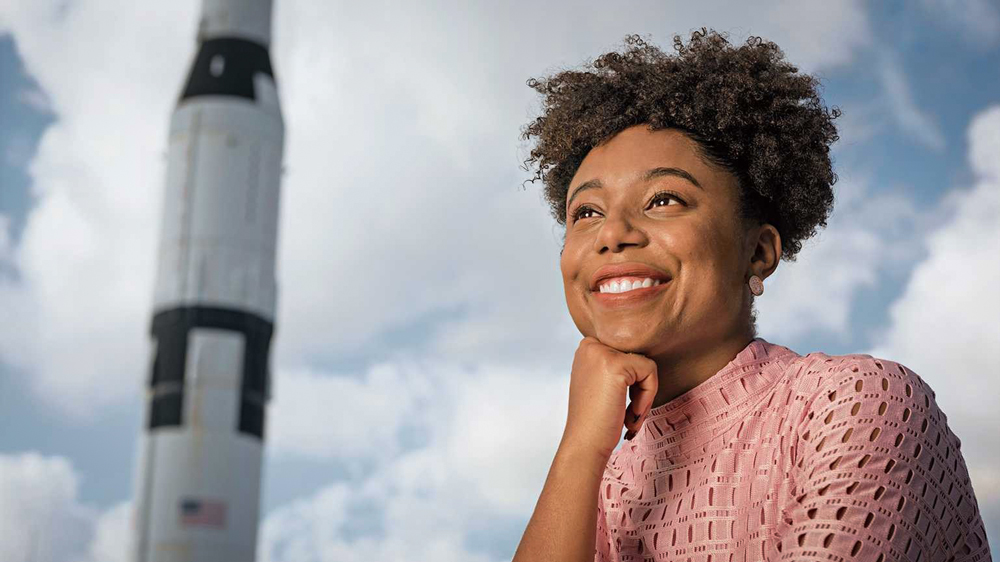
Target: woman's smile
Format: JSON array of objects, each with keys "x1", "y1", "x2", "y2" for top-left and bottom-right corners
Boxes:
[
  {"x1": 585, "y1": 260, "x2": 675, "y2": 311},
  {"x1": 591, "y1": 277, "x2": 671, "y2": 308}
]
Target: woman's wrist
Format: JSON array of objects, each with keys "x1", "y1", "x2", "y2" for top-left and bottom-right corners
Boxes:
[{"x1": 555, "y1": 437, "x2": 612, "y2": 479}]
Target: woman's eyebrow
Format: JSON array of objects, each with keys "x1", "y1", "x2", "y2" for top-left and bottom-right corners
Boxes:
[
  {"x1": 644, "y1": 166, "x2": 703, "y2": 190},
  {"x1": 567, "y1": 167, "x2": 703, "y2": 210},
  {"x1": 566, "y1": 179, "x2": 603, "y2": 210}
]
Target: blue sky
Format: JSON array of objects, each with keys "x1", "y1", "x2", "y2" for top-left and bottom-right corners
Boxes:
[{"x1": 0, "y1": 0, "x2": 998, "y2": 560}]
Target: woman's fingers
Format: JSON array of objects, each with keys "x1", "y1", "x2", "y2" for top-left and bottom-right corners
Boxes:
[
  {"x1": 563, "y1": 337, "x2": 658, "y2": 460},
  {"x1": 624, "y1": 354, "x2": 658, "y2": 436}
]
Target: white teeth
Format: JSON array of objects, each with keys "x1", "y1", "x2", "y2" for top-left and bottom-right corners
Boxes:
[{"x1": 599, "y1": 277, "x2": 662, "y2": 294}]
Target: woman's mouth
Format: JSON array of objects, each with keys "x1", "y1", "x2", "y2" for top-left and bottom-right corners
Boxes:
[
  {"x1": 592, "y1": 277, "x2": 670, "y2": 306},
  {"x1": 596, "y1": 277, "x2": 664, "y2": 293}
]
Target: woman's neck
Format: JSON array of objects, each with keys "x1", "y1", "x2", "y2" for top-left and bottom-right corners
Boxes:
[{"x1": 648, "y1": 331, "x2": 756, "y2": 409}]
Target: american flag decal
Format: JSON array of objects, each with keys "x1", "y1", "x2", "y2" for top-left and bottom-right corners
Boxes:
[{"x1": 179, "y1": 497, "x2": 227, "y2": 528}]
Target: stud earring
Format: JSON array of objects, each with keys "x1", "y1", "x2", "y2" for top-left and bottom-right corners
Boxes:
[{"x1": 748, "y1": 274, "x2": 764, "y2": 296}]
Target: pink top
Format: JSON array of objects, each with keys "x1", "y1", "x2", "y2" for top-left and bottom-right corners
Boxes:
[{"x1": 595, "y1": 337, "x2": 992, "y2": 562}]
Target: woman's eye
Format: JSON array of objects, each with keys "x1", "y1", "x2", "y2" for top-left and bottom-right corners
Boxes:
[
  {"x1": 572, "y1": 205, "x2": 597, "y2": 221},
  {"x1": 650, "y1": 191, "x2": 684, "y2": 208},
  {"x1": 571, "y1": 191, "x2": 684, "y2": 222}
]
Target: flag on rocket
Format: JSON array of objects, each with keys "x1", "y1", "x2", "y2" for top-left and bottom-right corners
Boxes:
[{"x1": 179, "y1": 497, "x2": 228, "y2": 529}]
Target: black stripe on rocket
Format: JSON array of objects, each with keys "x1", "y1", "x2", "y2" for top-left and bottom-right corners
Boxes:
[
  {"x1": 147, "y1": 306, "x2": 273, "y2": 439},
  {"x1": 180, "y1": 37, "x2": 274, "y2": 102}
]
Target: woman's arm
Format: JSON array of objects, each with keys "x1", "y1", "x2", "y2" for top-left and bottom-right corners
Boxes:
[
  {"x1": 512, "y1": 439, "x2": 613, "y2": 562},
  {"x1": 775, "y1": 357, "x2": 991, "y2": 561},
  {"x1": 513, "y1": 336, "x2": 658, "y2": 561}
]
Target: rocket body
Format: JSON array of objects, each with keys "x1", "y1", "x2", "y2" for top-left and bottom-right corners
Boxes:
[{"x1": 131, "y1": 1, "x2": 283, "y2": 560}]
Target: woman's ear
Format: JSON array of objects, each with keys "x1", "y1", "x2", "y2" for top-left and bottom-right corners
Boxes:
[{"x1": 749, "y1": 223, "x2": 781, "y2": 280}]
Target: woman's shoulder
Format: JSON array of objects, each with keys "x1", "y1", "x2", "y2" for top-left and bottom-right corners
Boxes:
[
  {"x1": 774, "y1": 347, "x2": 939, "y2": 415},
  {"x1": 775, "y1": 348, "x2": 991, "y2": 559},
  {"x1": 767, "y1": 345, "x2": 961, "y2": 451},
  {"x1": 784, "y1": 349, "x2": 959, "y2": 456}
]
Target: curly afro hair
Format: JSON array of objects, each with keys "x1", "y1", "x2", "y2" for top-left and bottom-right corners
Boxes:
[{"x1": 520, "y1": 29, "x2": 841, "y2": 262}]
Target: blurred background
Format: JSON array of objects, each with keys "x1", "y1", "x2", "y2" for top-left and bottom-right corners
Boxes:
[{"x1": 0, "y1": 1, "x2": 998, "y2": 560}]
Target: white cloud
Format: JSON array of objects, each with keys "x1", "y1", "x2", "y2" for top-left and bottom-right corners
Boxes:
[
  {"x1": 260, "y1": 475, "x2": 498, "y2": 562},
  {"x1": 757, "y1": 172, "x2": 931, "y2": 342},
  {"x1": 261, "y1": 357, "x2": 575, "y2": 562},
  {"x1": 756, "y1": 0, "x2": 872, "y2": 71},
  {"x1": 16, "y1": 85, "x2": 54, "y2": 114},
  {"x1": 830, "y1": 99, "x2": 885, "y2": 151},
  {"x1": 0, "y1": 214, "x2": 11, "y2": 264},
  {"x1": 259, "y1": 461, "x2": 498, "y2": 562},
  {"x1": 267, "y1": 356, "x2": 575, "y2": 510},
  {"x1": 4, "y1": 133, "x2": 39, "y2": 168},
  {"x1": 85, "y1": 501, "x2": 131, "y2": 562},
  {"x1": 0, "y1": 452, "x2": 129, "y2": 562},
  {"x1": 0, "y1": 0, "x2": 197, "y2": 418},
  {"x1": 267, "y1": 361, "x2": 435, "y2": 462},
  {"x1": 920, "y1": 0, "x2": 1000, "y2": 48},
  {"x1": 876, "y1": 48, "x2": 946, "y2": 151},
  {"x1": 0, "y1": 452, "x2": 93, "y2": 562},
  {"x1": 969, "y1": 106, "x2": 1000, "y2": 181},
  {"x1": 441, "y1": 363, "x2": 571, "y2": 515},
  {"x1": 865, "y1": 105, "x2": 1000, "y2": 537}
]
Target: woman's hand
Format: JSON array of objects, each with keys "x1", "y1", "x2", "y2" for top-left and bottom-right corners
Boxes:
[
  {"x1": 514, "y1": 335, "x2": 651, "y2": 562},
  {"x1": 560, "y1": 336, "x2": 659, "y2": 464}
]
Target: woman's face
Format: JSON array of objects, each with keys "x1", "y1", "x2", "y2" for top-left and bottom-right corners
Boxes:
[{"x1": 560, "y1": 125, "x2": 760, "y2": 356}]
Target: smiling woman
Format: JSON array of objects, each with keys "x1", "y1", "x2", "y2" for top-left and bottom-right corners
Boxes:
[{"x1": 511, "y1": 30, "x2": 991, "y2": 562}]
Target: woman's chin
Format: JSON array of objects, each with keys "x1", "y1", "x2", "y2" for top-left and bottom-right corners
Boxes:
[{"x1": 594, "y1": 328, "x2": 657, "y2": 354}]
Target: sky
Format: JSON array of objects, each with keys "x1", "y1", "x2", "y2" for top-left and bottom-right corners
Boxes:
[{"x1": 0, "y1": 0, "x2": 998, "y2": 560}]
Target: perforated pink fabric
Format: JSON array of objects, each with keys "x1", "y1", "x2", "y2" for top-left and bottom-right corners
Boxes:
[{"x1": 595, "y1": 337, "x2": 992, "y2": 562}]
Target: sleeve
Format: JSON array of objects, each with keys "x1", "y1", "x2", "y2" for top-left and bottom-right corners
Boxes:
[
  {"x1": 595, "y1": 479, "x2": 617, "y2": 562},
  {"x1": 775, "y1": 356, "x2": 992, "y2": 561}
]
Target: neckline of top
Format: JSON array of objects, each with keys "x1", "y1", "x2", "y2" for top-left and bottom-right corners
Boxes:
[{"x1": 631, "y1": 337, "x2": 799, "y2": 460}]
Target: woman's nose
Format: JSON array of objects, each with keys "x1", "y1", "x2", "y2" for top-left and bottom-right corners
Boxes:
[{"x1": 594, "y1": 212, "x2": 647, "y2": 253}]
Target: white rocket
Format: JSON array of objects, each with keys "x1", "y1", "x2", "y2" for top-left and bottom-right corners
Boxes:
[{"x1": 131, "y1": 0, "x2": 283, "y2": 560}]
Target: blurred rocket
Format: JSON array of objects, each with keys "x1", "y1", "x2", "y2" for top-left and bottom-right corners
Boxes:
[{"x1": 131, "y1": 0, "x2": 283, "y2": 560}]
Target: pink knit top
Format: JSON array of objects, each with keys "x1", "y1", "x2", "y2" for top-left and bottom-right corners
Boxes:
[{"x1": 595, "y1": 337, "x2": 992, "y2": 562}]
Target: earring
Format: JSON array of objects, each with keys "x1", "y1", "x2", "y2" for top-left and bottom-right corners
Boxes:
[{"x1": 748, "y1": 274, "x2": 764, "y2": 296}]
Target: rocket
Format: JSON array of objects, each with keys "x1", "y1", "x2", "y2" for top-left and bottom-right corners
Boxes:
[{"x1": 130, "y1": 0, "x2": 283, "y2": 560}]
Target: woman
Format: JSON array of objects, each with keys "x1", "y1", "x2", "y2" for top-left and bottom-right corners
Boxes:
[{"x1": 512, "y1": 30, "x2": 991, "y2": 562}]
